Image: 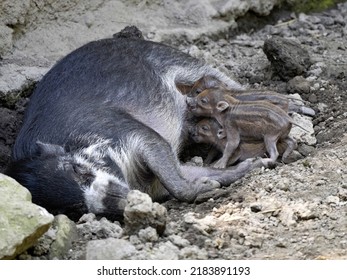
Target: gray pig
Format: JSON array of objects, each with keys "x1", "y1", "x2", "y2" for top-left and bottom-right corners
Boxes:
[{"x1": 6, "y1": 27, "x2": 266, "y2": 221}]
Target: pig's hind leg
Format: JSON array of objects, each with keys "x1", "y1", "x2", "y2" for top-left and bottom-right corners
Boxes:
[
  {"x1": 263, "y1": 135, "x2": 280, "y2": 164},
  {"x1": 281, "y1": 136, "x2": 297, "y2": 161},
  {"x1": 140, "y1": 135, "x2": 265, "y2": 203},
  {"x1": 180, "y1": 157, "x2": 265, "y2": 187},
  {"x1": 140, "y1": 136, "x2": 219, "y2": 203}
]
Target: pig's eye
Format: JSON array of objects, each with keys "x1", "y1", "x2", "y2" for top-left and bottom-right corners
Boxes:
[
  {"x1": 201, "y1": 98, "x2": 208, "y2": 104},
  {"x1": 72, "y1": 164, "x2": 94, "y2": 183},
  {"x1": 63, "y1": 162, "x2": 74, "y2": 172},
  {"x1": 195, "y1": 88, "x2": 202, "y2": 94},
  {"x1": 72, "y1": 164, "x2": 92, "y2": 177},
  {"x1": 64, "y1": 162, "x2": 87, "y2": 176},
  {"x1": 72, "y1": 164, "x2": 85, "y2": 175}
]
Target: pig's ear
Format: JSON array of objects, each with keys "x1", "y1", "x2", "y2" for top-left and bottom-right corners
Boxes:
[
  {"x1": 36, "y1": 141, "x2": 65, "y2": 156},
  {"x1": 216, "y1": 101, "x2": 229, "y2": 112},
  {"x1": 176, "y1": 83, "x2": 193, "y2": 95},
  {"x1": 217, "y1": 129, "x2": 226, "y2": 139},
  {"x1": 204, "y1": 76, "x2": 223, "y2": 88}
]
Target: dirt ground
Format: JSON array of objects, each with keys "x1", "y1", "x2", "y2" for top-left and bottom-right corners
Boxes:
[
  {"x1": 168, "y1": 5, "x2": 347, "y2": 260},
  {"x1": 1, "y1": 2, "x2": 347, "y2": 259}
]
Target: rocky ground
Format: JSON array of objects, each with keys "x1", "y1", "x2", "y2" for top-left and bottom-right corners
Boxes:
[{"x1": 1, "y1": 1, "x2": 346, "y2": 260}]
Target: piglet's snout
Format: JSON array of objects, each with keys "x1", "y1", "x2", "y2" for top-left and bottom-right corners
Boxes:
[{"x1": 186, "y1": 96, "x2": 197, "y2": 111}]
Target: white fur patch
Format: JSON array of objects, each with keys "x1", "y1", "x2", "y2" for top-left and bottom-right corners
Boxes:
[
  {"x1": 83, "y1": 169, "x2": 128, "y2": 213},
  {"x1": 106, "y1": 133, "x2": 150, "y2": 189}
]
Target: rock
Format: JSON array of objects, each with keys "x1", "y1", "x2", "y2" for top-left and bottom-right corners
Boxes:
[
  {"x1": 296, "y1": 206, "x2": 318, "y2": 220},
  {"x1": 0, "y1": 174, "x2": 54, "y2": 259},
  {"x1": 0, "y1": 0, "x2": 280, "y2": 63},
  {"x1": 289, "y1": 112, "x2": 316, "y2": 146},
  {"x1": 298, "y1": 144, "x2": 316, "y2": 156},
  {"x1": 190, "y1": 156, "x2": 204, "y2": 167},
  {"x1": 48, "y1": 215, "x2": 78, "y2": 259},
  {"x1": 326, "y1": 195, "x2": 340, "y2": 205},
  {"x1": 113, "y1": 25, "x2": 144, "y2": 39},
  {"x1": 250, "y1": 203, "x2": 262, "y2": 213},
  {"x1": 124, "y1": 190, "x2": 167, "y2": 236},
  {"x1": 149, "y1": 241, "x2": 180, "y2": 260},
  {"x1": 77, "y1": 213, "x2": 123, "y2": 240},
  {"x1": 263, "y1": 36, "x2": 312, "y2": 81},
  {"x1": 183, "y1": 212, "x2": 217, "y2": 235},
  {"x1": 168, "y1": 234, "x2": 190, "y2": 247},
  {"x1": 0, "y1": 63, "x2": 48, "y2": 106},
  {"x1": 279, "y1": 206, "x2": 296, "y2": 227},
  {"x1": 0, "y1": 25, "x2": 13, "y2": 57},
  {"x1": 218, "y1": 0, "x2": 277, "y2": 17},
  {"x1": 308, "y1": 93, "x2": 318, "y2": 103},
  {"x1": 287, "y1": 76, "x2": 311, "y2": 94},
  {"x1": 0, "y1": 0, "x2": 31, "y2": 26},
  {"x1": 244, "y1": 235, "x2": 263, "y2": 248},
  {"x1": 338, "y1": 187, "x2": 347, "y2": 201},
  {"x1": 276, "y1": 179, "x2": 290, "y2": 191},
  {"x1": 86, "y1": 238, "x2": 136, "y2": 260},
  {"x1": 30, "y1": 214, "x2": 78, "y2": 259},
  {"x1": 129, "y1": 235, "x2": 142, "y2": 248},
  {"x1": 138, "y1": 227, "x2": 159, "y2": 242},
  {"x1": 179, "y1": 246, "x2": 208, "y2": 259},
  {"x1": 283, "y1": 150, "x2": 304, "y2": 164},
  {"x1": 31, "y1": 228, "x2": 56, "y2": 257}
]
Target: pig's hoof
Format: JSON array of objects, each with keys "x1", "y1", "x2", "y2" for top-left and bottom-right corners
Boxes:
[
  {"x1": 260, "y1": 158, "x2": 278, "y2": 169},
  {"x1": 213, "y1": 160, "x2": 226, "y2": 169},
  {"x1": 195, "y1": 177, "x2": 221, "y2": 190}
]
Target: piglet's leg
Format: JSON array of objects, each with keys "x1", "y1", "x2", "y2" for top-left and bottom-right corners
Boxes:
[
  {"x1": 282, "y1": 136, "x2": 297, "y2": 160},
  {"x1": 226, "y1": 147, "x2": 242, "y2": 166},
  {"x1": 264, "y1": 135, "x2": 279, "y2": 163},
  {"x1": 205, "y1": 148, "x2": 220, "y2": 164},
  {"x1": 214, "y1": 127, "x2": 240, "y2": 169}
]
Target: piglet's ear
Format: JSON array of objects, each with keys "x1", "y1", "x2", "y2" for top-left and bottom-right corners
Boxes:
[
  {"x1": 36, "y1": 141, "x2": 65, "y2": 156},
  {"x1": 216, "y1": 101, "x2": 229, "y2": 112},
  {"x1": 217, "y1": 129, "x2": 226, "y2": 139}
]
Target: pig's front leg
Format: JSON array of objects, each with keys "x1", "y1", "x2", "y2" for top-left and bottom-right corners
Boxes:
[{"x1": 213, "y1": 126, "x2": 240, "y2": 169}]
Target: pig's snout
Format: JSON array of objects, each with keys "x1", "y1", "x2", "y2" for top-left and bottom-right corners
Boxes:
[
  {"x1": 187, "y1": 125, "x2": 200, "y2": 142},
  {"x1": 186, "y1": 96, "x2": 197, "y2": 111},
  {"x1": 187, "y1": 123, "x2": 197, "y2": 136}
]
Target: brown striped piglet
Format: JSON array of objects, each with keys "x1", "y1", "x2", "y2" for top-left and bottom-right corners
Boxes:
[{"x1": 186, "y1": 88, "x2": 297, "y2": 168}]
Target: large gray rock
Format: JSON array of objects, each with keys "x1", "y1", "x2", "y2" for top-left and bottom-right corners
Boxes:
[
  {"x1": 0, "y1": 174, "x2": 54, "y2": 259},
  {"x1": 0, "y1": 0, "x2": 31, "y2": 26},
  {"x1": 0, "y1": 25, "x2": 13, "y2": 57},
  {"x1": 86, "y1": 238, "x2": 137, "y2": 260},
  {"x1": 263, "y1": 36, "x2": 312, "y2": 81},
  {"x1": 0, "y1": 63, "x2": 48, "y2": 106},
  {"x1": 77, "y1": 213, "x2": 123, "y2": 240},
  {"x1": 289, "y1": 112, "x2": 316, "y2": 146},
  {"x1": 30, "y1": 214, "x2": 78, "y2": 259},
  {"x1": 0, "y1": 0, "x2": 281, "y2": 105},
  {"x1": 48, "y1": 215, "x2": 78, "y2": 259},
  {"x1": 0, "y1": 0, "x2": 280, "y2": 60},
  {"x1": 124, "y1": 190, "x2": 167, "y2": 236},
  {"x1": 0, "y1": 0, "x2": 29, "y2": 57}
]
